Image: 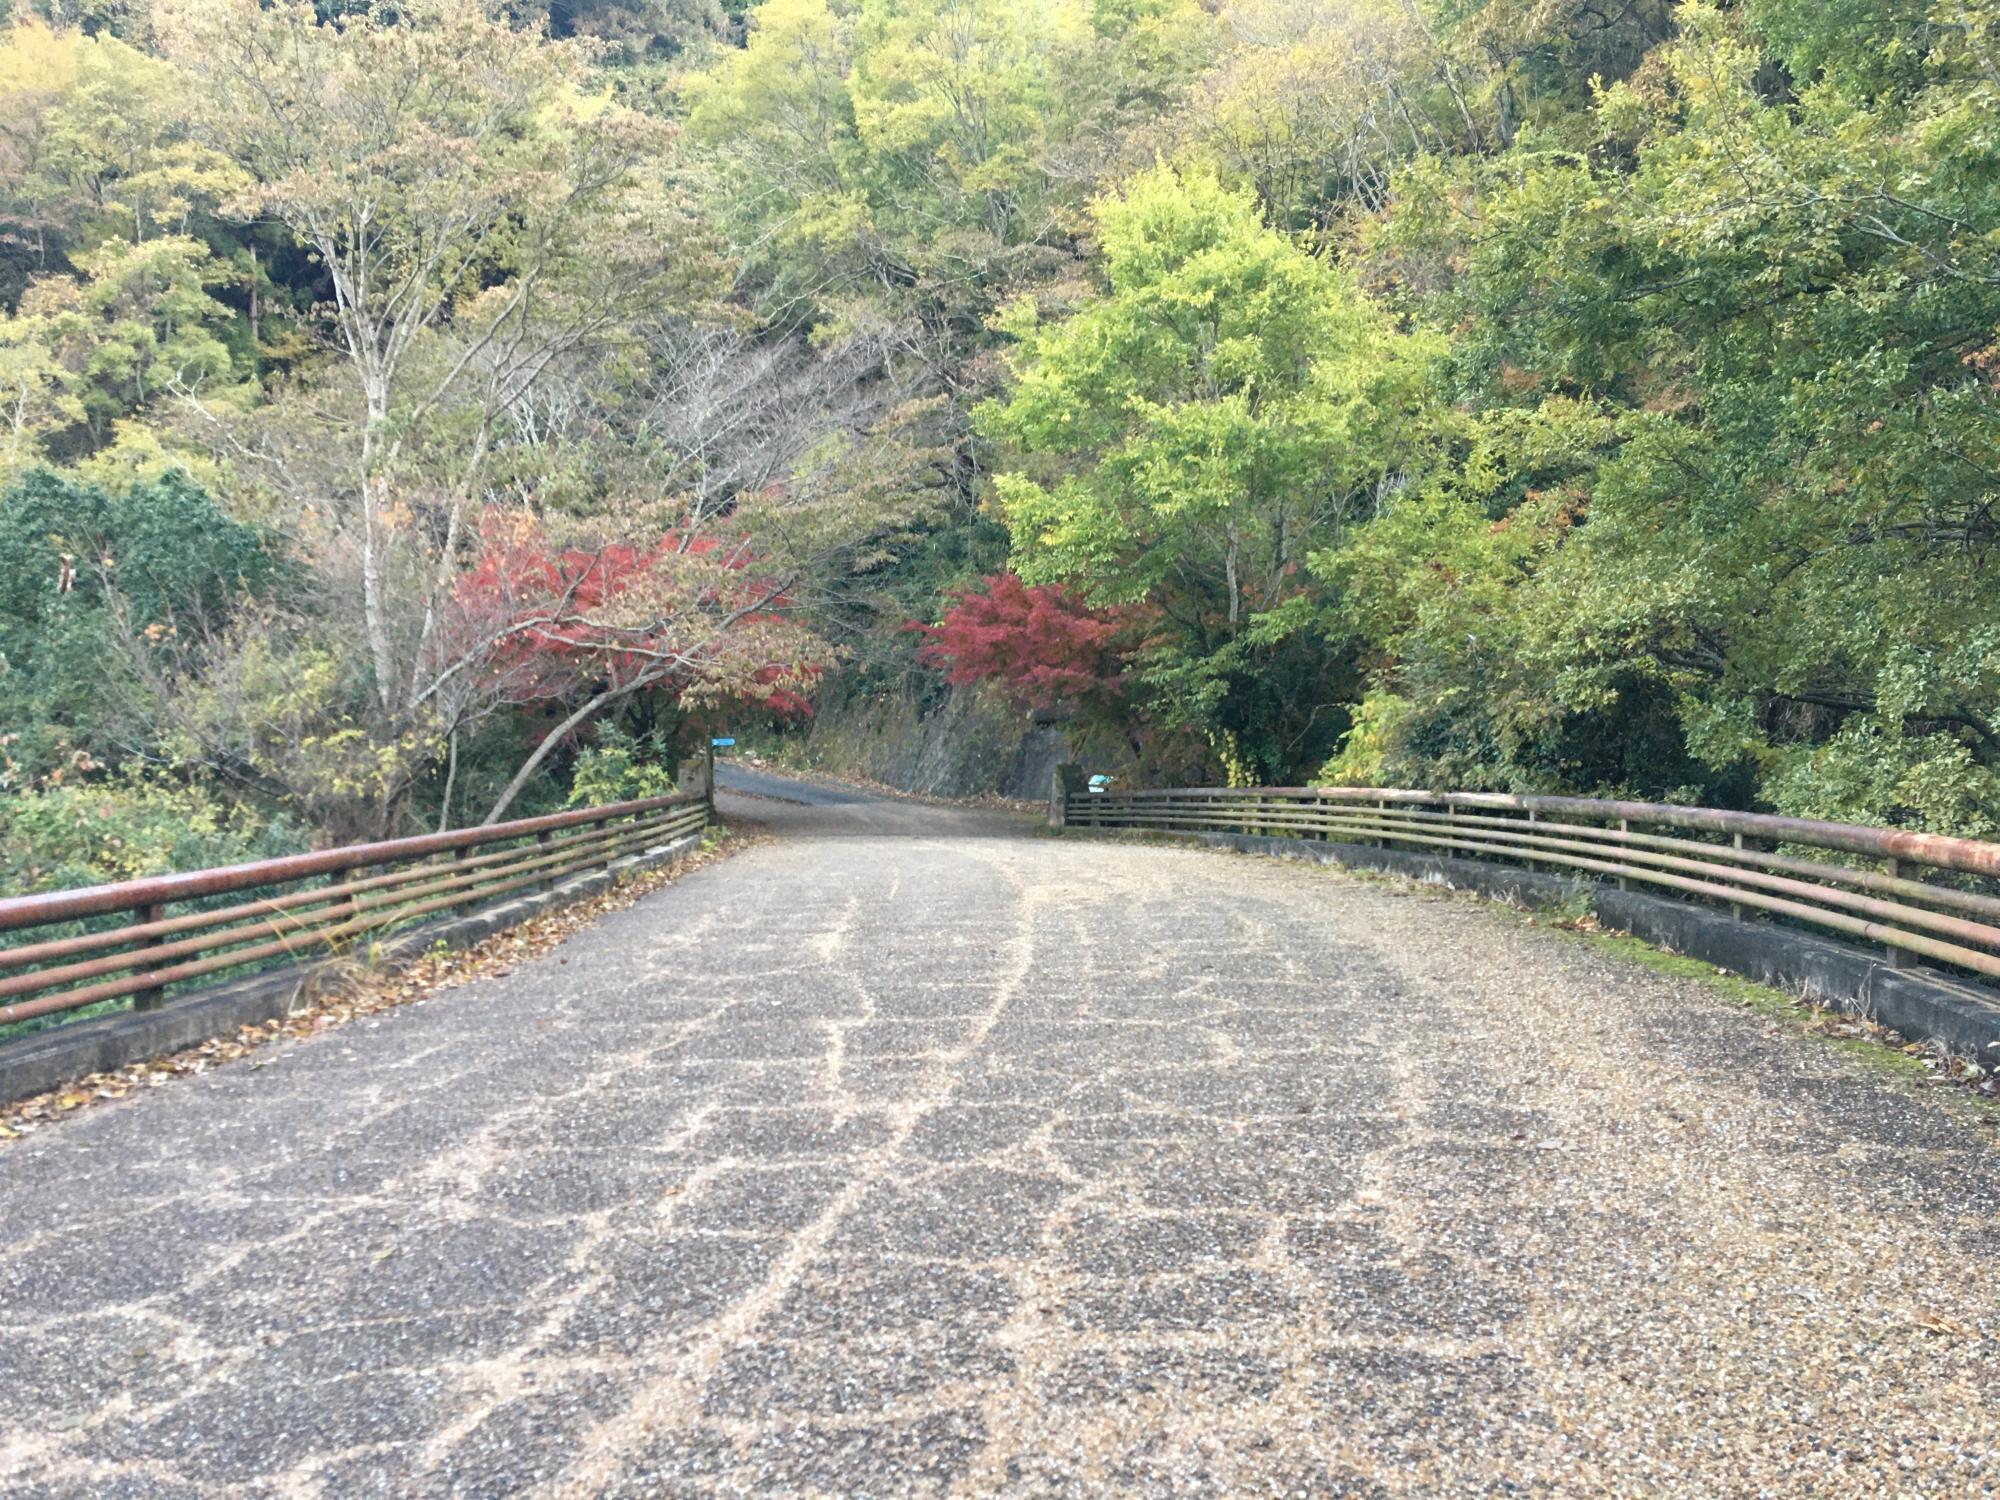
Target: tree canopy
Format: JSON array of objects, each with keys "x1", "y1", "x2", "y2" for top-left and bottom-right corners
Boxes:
[{"x1": 1, "y1": 0, "x2": 1995, "y2": 868}]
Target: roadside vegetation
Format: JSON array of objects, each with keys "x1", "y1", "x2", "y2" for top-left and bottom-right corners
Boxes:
[{"x1": 2, "y1": 0, "x2": 1997, "y2": 892}]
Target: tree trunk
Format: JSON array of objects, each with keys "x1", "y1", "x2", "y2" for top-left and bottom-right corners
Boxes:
[
  {"x1": 358, "y1": 385, "x2": 399, "y2": 717},
  {"x1": 436, "y1": 722, "x2": 459, "y2": 834},
  {"x1": 482, "y1": 680, "x2": 644, "y2": 825},
  {"x1": 1225, "y1": 524, "x2": 1242, "y2": 633}
]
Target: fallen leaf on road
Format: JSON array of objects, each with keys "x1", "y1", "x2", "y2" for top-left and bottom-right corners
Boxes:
[{"x1": 1911, "y1": 1309, "x2": 1977, "y2": 1339}]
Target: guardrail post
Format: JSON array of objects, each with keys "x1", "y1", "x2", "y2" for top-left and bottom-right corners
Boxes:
[
  {"x1": 1050, "y1": 766, "x2": 1089, "y2": 832},
  {"x1": 454, "y1": 846, "x2": 478, "y2": 916},
  {"x1": 131, "y1": 903, "x2": 166, "y2": 1010},
  {"x1": 325, "y1": 873, "x2": 358, "y2": 947},
  {"x1": 1526, "y1": 809, "x2": 1539, "y2": 872},
  {"x1": 537, "y1": 829, "x2": 555, "y2": 891},
  {"x1": 1617, "y1": 819, "x2": 1630, "y2": 889},
  {"x1": 1731, "y1": 833, "x2": 1746, "y2": 921},
  {"x1": 1884, "y1": 859, "x2": 1909, "y2": 967}
]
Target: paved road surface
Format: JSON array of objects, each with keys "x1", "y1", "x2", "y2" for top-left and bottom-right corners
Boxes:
[
  {"x1": 712, "y1": 763, "x2": 871, "y2": 806},
  {"x1": 3, "y1": 778, "x2": 1998, "y2": 1496}
]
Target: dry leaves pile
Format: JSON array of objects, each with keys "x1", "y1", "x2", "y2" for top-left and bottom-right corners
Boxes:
[
  {"x1": 1806, "y1": 1009, "x2": 2000, "y2": 1101},
  {"x1": 0, "y1": 823, "x2": 763, "y2": 1145}
]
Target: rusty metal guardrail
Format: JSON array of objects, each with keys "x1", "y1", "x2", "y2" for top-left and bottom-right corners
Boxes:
[
  {"x1": 1066, "y1": 785, "x2": 2000, "y2": 984},
  {"x1": 0, "y1": 790, "x2": 712, "y2": 1030}
]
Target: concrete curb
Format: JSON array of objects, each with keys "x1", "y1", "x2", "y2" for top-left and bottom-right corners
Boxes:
[
  {"x1": 1064, "y1": 827, "x2": 2000, "y2": 1063},
  {"x1": 0, "y1": 832, "x2": 707, "y2": 1109}
]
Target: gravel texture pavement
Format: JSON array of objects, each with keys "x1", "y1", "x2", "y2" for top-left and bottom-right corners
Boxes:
[{"x1": 2, "y1": 776, "x2": 1998, "y2": 1497}]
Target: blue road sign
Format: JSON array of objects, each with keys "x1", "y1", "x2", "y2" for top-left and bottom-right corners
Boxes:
[{"x1": 711, "y1": 737, "x2": 736, "y2": 747}]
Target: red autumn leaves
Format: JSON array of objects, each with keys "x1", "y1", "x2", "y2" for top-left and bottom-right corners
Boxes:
[
  {"x1": 450, "y1": 513, "x2": 822, "y2": 719},
  {"x1": 913, "y1": 572, "x2": 1139, "y2": 711}
]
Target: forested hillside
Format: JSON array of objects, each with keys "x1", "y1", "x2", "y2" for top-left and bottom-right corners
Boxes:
[{"x1": 3, "y1": 0, "x2": 1997, "y2": 890}]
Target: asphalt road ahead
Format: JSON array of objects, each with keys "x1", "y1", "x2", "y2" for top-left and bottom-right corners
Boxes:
[{"x1": 4, "y1": 775, "x2": 1999, "y2": 1497}]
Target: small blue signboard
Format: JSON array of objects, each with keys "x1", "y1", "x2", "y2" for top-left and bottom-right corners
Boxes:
[{"x1": 711, "y1": 737, "x2": 736, "y2": 747}]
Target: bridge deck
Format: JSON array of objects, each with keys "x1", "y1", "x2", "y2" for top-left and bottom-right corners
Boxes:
[{"x1": 3, "y1": 772, "x2": 1997, "y2": 1495}]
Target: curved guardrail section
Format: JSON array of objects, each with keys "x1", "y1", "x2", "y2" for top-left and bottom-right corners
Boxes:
[
  {"x1": 0, "y1": 791, "x2": 711, "y2": 1030},
  {"x1": 1064, "y1": 785, "x2": 2000, "y2": 985}
]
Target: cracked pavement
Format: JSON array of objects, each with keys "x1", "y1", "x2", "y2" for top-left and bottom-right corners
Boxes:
[{"x1": 4, "y1": 776, "x2": 1999, "y2": 1496}]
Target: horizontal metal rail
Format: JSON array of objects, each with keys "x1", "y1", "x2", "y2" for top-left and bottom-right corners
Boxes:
[
  {"x1": 1066, "y1": 786, "x2": 2000, "y2": 984},
  {"x1": 0, "y1": 792, "x2": 711, "y2": 1029}
]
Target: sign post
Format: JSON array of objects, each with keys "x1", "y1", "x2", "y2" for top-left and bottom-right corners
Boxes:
[{"x1": 705, "y1": 736, "x2": 734, "y2": 818}]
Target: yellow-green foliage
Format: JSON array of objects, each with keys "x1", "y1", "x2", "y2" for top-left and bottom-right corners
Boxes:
[
  {"x1": 566, "y1": 726, "x2": 678, "y2": 808},
  {"x1": 0, "y1": 767, "x2": 302, "y2": 894},
  {"x1": 6, "y1": 0, "x2": 2000, "y2": 853}
]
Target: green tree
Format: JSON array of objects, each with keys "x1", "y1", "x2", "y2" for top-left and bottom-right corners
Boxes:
[
  {"x1": 0, "y1": 466, "x2": 281, "y2": 783},
  {"x1": 0, "y1": 234, "x2": 238, "y2": 467},
  {"x1": 689, "y1": 0, "x2": 1213, "y2": 335},
  {"x1": 158, "y1": 0, "x2": 724, "y2": 730},
  {"x1": 1329, "y1": 0, "x2": 2000, "y2": 830},
  {"x1": 981, "y1": 166, "x2": 1440, "y2": 778}
]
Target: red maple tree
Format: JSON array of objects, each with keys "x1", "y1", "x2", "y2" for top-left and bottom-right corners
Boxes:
[
  {"x1": 443, "y1": 511, "x2": 826, "y2": 818},
  {"x1": 914, "y1": 573, "x2": 1133, "y2": 710},
  {"x1": 452, "y1": 515, "x2": 822, "y2": 706}
]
